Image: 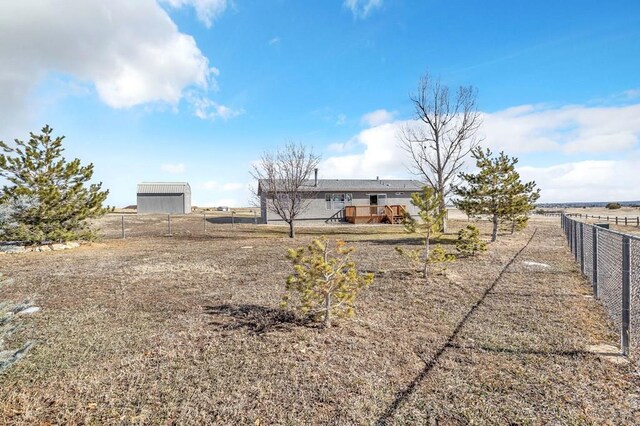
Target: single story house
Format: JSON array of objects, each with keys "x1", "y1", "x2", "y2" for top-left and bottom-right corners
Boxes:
[
  {"x1": 258, "y1": 174, "x2": 424, "y2": 224},
  {"x1": 137, "y1": 182, "x2": 192, "y2": 214}
]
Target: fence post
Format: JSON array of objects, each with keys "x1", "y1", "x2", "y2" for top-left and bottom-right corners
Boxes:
[
  {"x1": 569, "y1": 218, "x2": 572, "y2": 248},
  {"x1": 622, "y1": 236, "x2": 631, "y2": 357},
  {"x1": 167, "y1": 214, "x2": 172, "y2": 236},
  {"x1": 637, "y1": 217, "x2": 639, "y2": 227},
  {"x1": 573, "y1": 221, "x2": 578, "y2": 261},
  {"x1": 231, "y1": 211, "x2": 235, "y2": 228},
  {"x1": 203, "y1": 213, "x2": 206, "y2": 233},
  {"x1": 569, "y1": 219, "x2": 573, "y2": 252},
  {"x1": 121, "y1": 215, "x2": 125, "y2": 239},
  {"x1": 625, "y1": 217, "x2": 628, "y2": 226},
  {"x1": 579, "y1": 222, "x2": 584, "y2": 275},
  {"x1": 616, "y1": 216, "x2": 619, "y2": 225},
  {"x1": 254, "y1": 210, "x2": 257, "y2": 225},
  {"x1": 592, "y1": 226, "x2": 598, "y2": 297}
]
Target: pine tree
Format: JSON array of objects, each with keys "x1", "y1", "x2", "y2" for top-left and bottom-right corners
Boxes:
[
  {"x1": 453, "y1": 147, "x2": 540, "y2": 242},
  {"x1": 282, "y1": 238, "x2": 374, "y2": 328},
  {"x1": 397, "y1": 186, "x2": 448, "y2": 279},
  {"x1": 0, "y1": 125, "x2": 110, "y2": 243},
  {"x1": 455, "y1": 224, "x2": 487, "y2": 257}
]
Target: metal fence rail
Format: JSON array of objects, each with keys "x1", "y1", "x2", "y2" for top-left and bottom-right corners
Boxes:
[{"x1": 562, "y1": 214, "x2": 640, "y2": 358}]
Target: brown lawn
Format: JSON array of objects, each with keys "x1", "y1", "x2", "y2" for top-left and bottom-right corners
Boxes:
[{"x1": 0, "y1": 217, "x2": 639, "y2": 424}]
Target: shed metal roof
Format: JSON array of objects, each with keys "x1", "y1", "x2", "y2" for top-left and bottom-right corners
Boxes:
[
  {"x1": 137, "y1": 182, "x2": 191, "y2": 194},
  {"x1": 259, "y1": 179, "x2": 424, "y2": 193}
]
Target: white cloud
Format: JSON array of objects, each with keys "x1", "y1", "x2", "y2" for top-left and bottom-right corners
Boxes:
[
  {"x1": 269, "y1": 37, "x2": 281, "y2": 46},
  {"x1": 344, "y1": 0, "x2": 383, "y2": 19},
  {"x1": 336, "y1": 113, "x2": 347, "y2": 125},
  {"x1": 0, "y1": 0, "x2": 234, "y2": 131},
  {"x1": 162, "y1": 0, "x2": 228, "y2": 28},
  {"x1": 189, "y1": 93, "x2": 244, "y2": 120},
  {"x1": 519, "y1": 159, "x2": 640, "y2": 203},
  {"x1": 361, "y1": 109, "x2": 395, "y2": 127},
  {"x1": 321, "y1": 123, "x2": 408, "y2": 179},
  {"x1": 161, "y1": 163, "x2": 186, "y2": 174},
  {"x1": 321, "y1": 101, "x2": 640, "y2": 203},
  {"x1": 328, "y1": 138, "x2": 357, "y2": 152},
  {"x1": 481, "y1": 103, "x2": 640, "y2": 154}
]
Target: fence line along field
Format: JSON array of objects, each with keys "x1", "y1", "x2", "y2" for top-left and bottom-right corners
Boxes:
[{"x1": 1, "y1": 217, "x2": 639, "y2": 424}]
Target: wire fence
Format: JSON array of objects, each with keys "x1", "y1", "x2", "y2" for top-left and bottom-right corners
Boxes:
[
  {"x1": 95, "y1": 212, "x2": 261, "y2": 239},
  {"x1": 562, "y1": 214, "x2": 640, "y2": 360},
  {"x1": 568, "y1": 213, "x2": 640, "y2": 227}
]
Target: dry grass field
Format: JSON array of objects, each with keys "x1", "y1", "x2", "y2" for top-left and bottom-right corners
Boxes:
[{"x1": 1, "y1": 216, "x2": 639, "y2": 424}]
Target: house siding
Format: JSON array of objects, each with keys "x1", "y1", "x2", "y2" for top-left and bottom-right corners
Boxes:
[{"x1": 262, "y1": 190, "x2": 420, "y2": 224}]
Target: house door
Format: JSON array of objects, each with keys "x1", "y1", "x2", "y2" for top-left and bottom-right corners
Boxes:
[{"x1": 369, "y1": 194, "x2": 386, "y2": 214}]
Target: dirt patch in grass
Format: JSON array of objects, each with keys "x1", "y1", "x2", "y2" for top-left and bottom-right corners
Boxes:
[{"x1": 0, "y1": 218, "x2": 638, "y2": 424}]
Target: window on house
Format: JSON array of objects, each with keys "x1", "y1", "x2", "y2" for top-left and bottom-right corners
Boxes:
[
  {"x1": 333, "y1": 193, "x2": 346, "y2": 210},
  {"x1": 326, "y1": 193, "x2": 353, "y2": 209}
]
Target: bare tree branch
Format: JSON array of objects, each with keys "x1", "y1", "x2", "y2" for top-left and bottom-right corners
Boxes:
[
  {"x1": 399, "y1": 72, "x2": 482, "y2": 233},
  {"x1": 251, "y1": 143, "x2": 320, "y2": 238}
]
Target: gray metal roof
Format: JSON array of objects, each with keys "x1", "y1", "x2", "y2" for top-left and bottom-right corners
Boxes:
[
  {"x1": 259, "y1": 179, "x2": 424, "y2": 193},
  {"x1": 137, "y1": 182, "x2": 191, "y2": 194}
]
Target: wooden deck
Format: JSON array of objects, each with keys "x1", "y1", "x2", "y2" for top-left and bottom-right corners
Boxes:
[{"x1": 344, "y1": 205, "x2": 407, "y2": 224}]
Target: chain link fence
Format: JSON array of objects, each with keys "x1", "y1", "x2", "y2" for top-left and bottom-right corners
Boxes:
[
  {"x1": 94, "y1": 212, "x2": 262, "y2": 239},
  {"x1": 562, "y1": 214, "x2": 640, "y2": 360}
]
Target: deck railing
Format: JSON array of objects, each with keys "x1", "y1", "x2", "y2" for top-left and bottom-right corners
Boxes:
[{"x1": 344, "y1": 205, "x2": 406, "y2": 224}]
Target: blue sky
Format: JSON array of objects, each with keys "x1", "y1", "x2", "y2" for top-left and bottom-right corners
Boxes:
[{"x1": 1, "y1": 0, "x2": 640, "y2": 206}]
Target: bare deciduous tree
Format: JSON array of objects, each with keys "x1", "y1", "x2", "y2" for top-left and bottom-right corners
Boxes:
[
  {"x1": 400, "y1": 73, "x2": 482, "y2": 233},
  {"x1": 252, "y1": 143, "x2": 320, "y2": 238}
]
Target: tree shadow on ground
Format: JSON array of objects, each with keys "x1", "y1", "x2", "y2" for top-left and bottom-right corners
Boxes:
[
  {"x1": 363, "y1": 269, "x2": 415, "y2": 279},
  {"x1": 348, "y1": 237, "x2": 457, "y2": 247},
  {"x1": 203, "y1": 304, "x2": 314, "y2": 334},
  {"x1": 445, "y1": 343, "x2": 620, "y2": 357},
  {"x1": 206, "y1": 216, "x2": 258, "y2": 224}
]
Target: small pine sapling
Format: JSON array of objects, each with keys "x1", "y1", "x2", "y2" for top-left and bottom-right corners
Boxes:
[
  {"x1": 394, "y1": 246, "x2": 422, "y2": 272},
  {"x1": 397, "y1": 186, "x2": 446, "y2": 280},
  {"x1": 395, "y1": 244, "x2": 455, "y2": 276},
  {"x1": 282, "y1": 238, "x2": 374, "y2": 328},
  {"x1": 427, "y1": 245, "x2": 456, "y2": 274},
  {"x1": 455, "y1": 224, "x2": 487, "y2": 257}
]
